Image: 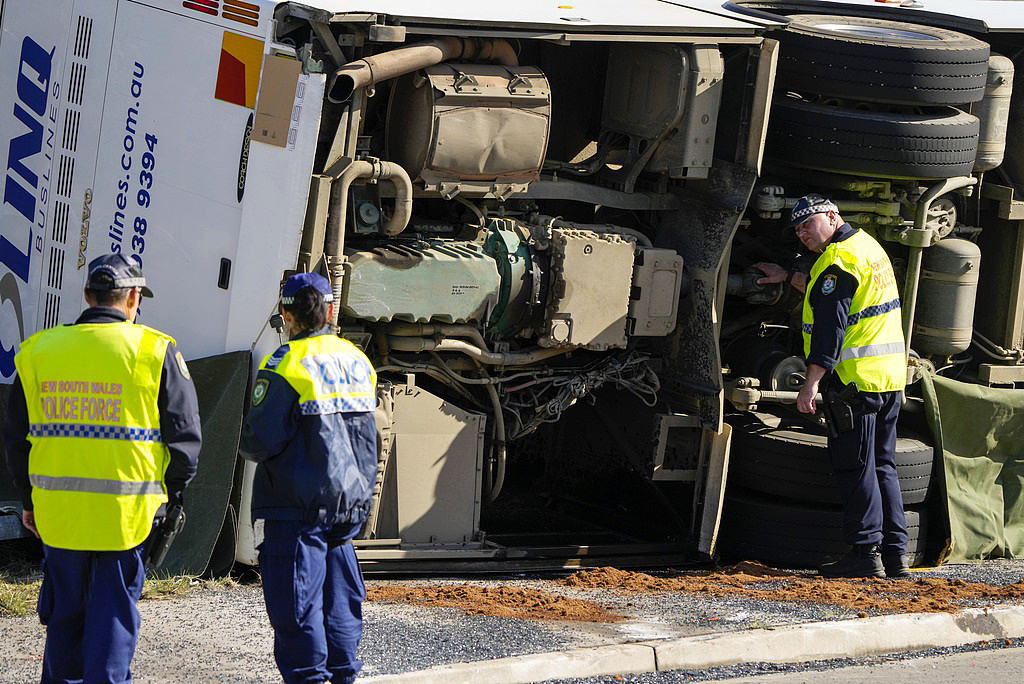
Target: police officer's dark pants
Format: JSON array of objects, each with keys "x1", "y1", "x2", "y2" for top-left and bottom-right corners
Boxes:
[
  {"x1": 260, "y1": 520, "x2": 365, "y2": 684},
  {"x1": 827, "y1": 390, "x2": 908, "y2": 553},
  {"x1": 37, "y1": 544, "x2": 146, "y2": 684}
]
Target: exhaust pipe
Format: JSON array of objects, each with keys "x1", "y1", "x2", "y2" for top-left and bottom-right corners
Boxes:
[{"x1": 327, "y1": 37, "x2": 518, "y2": 103}]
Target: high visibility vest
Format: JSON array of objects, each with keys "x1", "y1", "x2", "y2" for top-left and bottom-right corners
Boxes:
[
  {"x1": 14, "y1": 322, "x2": 173, "y2": 551},
  {"x1": 262, "y1": 333, "x2": 376, "y2": 414},
  {"x1": 802, "y1": 229, "x2": 907, "y2": 392}
]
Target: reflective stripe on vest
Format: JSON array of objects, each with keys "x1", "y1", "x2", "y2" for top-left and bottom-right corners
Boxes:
[
  {"x1": 14, "y1": 321, "x2": 174, "y2": 551},
  {"x1": 802, "y1": 229, "x2": 906, "y2": 392},
  {"x1": 30, "y1": 474, "x2": 164, "y2": 496},
  {"x1": 838, "y1": 342, "x2": 907, "y2": 362},
  {"x1": 264, "y1": 333, "x2": 377, "y2": 414}
]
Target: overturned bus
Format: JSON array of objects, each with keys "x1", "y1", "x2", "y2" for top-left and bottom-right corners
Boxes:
[{"x1": 1, "y1": 0, "x2": 1021, "y2": 573}]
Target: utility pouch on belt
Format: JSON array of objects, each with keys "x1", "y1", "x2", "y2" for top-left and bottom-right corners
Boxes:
[
  {"x1": 144, "y1": 505, "x2": 186, "y2": 567},
  {"x1": 822, "y1": 381, "x2": 861, "y2": 436}
]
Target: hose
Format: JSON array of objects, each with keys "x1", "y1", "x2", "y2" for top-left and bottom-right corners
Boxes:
[
  {"x1": 384, "y1": 322, "x2": 489, "y2": 352},
  {"x1": 386, "y1": 336, "x2": 570, "y2": 365}
]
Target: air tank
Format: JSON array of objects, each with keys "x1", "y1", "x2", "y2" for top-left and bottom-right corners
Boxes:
[
  {"x1": 974, "y1": 54, "x2": 1014, "y2": 172},
  {"x1": 914, "y1": 239, "x2": 981, "y2": 357}
]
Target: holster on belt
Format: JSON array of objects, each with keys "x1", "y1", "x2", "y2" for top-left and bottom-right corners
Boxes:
[{"x1": 821, "y1": 377, "x2": 864, "y2": 437}]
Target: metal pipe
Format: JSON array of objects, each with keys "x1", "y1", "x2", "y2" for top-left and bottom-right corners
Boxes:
[
  {"x1": 325, "y1": 159, "x2": 414, "y2": 303},
  {"x1": 377, "y1": 162, "x2": 414, "y2": 237},
  {"x1": 328, "y1": 37, "x2": 518, "y2": 103},
  {"x1": 904, "y1": 176, "x2": 978, "y2": 355},
  {"x1": 387, "y1": 336, "x2": 569, "y2": 365},
  {"x1": 384, "y1": 322, "x2": 488, "y2": 351}
]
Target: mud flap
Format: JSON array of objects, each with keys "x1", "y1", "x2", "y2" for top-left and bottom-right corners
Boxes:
[
  {"x1": 696, "y1": 423, "x2": 732, "y2": 557},
  {"x1": 157, "y1": 350, "x2": 250, "y2": 576}
]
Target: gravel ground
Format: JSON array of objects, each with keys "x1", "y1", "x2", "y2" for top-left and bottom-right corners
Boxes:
[{"x1": 1, "y1": 559, "x2": 1022, "y2": 682}]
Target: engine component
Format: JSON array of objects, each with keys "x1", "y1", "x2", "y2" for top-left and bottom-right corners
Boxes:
[
  {"x1": 924, "y1": 196, "x2": 957, "y2": 238},
  {"x1": 482, "y1": 220, "x2": 541, "y2": 337},
  {"x1": 915, "y1": 238, "x2": 981, "y2": 356},
  {"x1": 768, "y1": 356, "x2": 807, "y2": 391},
  {"x1": 726, "y1": 269, "x2": 783, "y2": 306},
  {"x1": 340, "y1": 241, "x2": 500, "y2": 323},
  {"x1": 501, "y1": 352, "x2": 659, "y2": 440},
  {"x1": 974, "y1": 54, "x2": 1014, "y2": 172},
  {"x1": 601, "y1": 44, "x2": 724, "y2": 183},
  {"x1": 366, "y1": 381, "x2": 484, "y2": 545},
  {"x1": 628, "y1": 248, "x2": 684, "y2": 336},
  {"x1": 540, "y1": 228, "x2": 636, "y2": 350},
  {"x1": 329, "y1": 37, "x2": 519, "y2": 103},
  {"x1": 341, "y1": 219, "x2": 678, "y2": 346},
  {"x1": 386, "y1": 63, "x2": 552, "y2": 198}
]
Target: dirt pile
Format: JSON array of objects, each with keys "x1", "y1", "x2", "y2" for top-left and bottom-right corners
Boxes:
[
  {"x1": 367, "y1": 583, "x2": 623, "y2": 622},
  {"x1": 563, "y1": 563, "x2": 1024, "y2": 616},
  {"x1": 365, "y1": 563, "x2": 1024, "y2": 624}
]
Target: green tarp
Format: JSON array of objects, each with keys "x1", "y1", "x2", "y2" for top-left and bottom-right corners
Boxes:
[
  {"x1": 922, "y1": 373, "x2": 1024, "y2": 563},
  {"x1": 157, "y1": 350, "x2": 250, "y2": 576}
]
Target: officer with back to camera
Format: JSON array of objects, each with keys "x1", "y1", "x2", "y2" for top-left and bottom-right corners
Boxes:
[
  {"x1": 239, "y1": 272, "x2": 377, "y2": 684},
  {"x1": 755, "y1": 195, "x2": 910, "y2": 579},
  {"x1": 3, "y1": 253, "x2": 201, "y2": 682}
]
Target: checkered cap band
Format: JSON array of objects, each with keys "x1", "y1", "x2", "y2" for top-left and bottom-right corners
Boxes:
[
  {"x1": 281, "y1": 293, "x2": 333, "y2": 305},
  {"x1": 281, "y1": 273, "x2": 333, "y2": 305},
  {"x1": 789, "y1": 195, "x2": 838, "y2": 228}
]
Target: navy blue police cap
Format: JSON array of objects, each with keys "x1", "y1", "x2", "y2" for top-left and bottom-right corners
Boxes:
[
  {"x1": 787, "y1": 194, "x2": 839, "y2": 229},
  {"x1": 281, "y1": 272, "x2": 333, "y2": 305},
  {"x1": 86, "y1": 254, "x2": 153, "y2": 297}
]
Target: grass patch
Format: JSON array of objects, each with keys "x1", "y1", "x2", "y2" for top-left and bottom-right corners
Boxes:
[
  {"x1": 0, "y1": 574, "x2": 243, "y2": 616},
  {"x1": 0, "y1": 540, "x2": 43, "y2": 617},
  {"x1": 0, "y1": 538, "x2": 244, "y2": 615},
  {"x1": 0, "y1": 580, "x2": 41, "y2": 617},
  {"x1": 141, "y1": 574, "x2": 241, "y2": 600}
]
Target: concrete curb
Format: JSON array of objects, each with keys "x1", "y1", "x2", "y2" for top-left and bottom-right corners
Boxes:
[{"x1": 362, "y1": 605, "x2": 1024, "y2": 683}]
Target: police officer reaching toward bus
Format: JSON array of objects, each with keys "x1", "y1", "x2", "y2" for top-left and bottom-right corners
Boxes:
[
  {"x1": 755, "y1": 195, "x2": 909, "y2": 579},
  {"x1": 239, "y1": 273, "x2": 377, "y2": 684},
  {"x1": 2, "y1": 253, "x2": 202, "y2": 683}
]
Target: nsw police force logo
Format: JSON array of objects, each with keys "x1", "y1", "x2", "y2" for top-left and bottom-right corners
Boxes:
[
  {"x1": 252, "y1": 378, "x2": 269, "y2": 406},
  {"x1": 821, "y1": 274, "x2": 837, "y2": 295}
]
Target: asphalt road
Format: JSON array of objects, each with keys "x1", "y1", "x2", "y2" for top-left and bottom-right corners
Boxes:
[
  {"x1": 546, "y1": 637, "x2": 1024, "y2": 683},
  {"x1": 730, "y1": 645, "x2": 1024, "y2": 683}
]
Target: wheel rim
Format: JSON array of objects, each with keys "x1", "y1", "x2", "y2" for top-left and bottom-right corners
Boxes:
[{"x1": 812, "y1": 23, "x2": 942, "y2": 41}]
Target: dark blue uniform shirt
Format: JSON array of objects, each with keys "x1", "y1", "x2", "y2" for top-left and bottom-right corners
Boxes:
[{"x1": 239, "y1": 328, "x2": 377, "y2": 528}]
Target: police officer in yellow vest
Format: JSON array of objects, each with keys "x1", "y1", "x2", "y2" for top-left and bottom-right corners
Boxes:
[
  {"x1": 756, "y1": 195, "x2": 909, "y2": 579},
  {"x1": 2, "y1": 254, "x2": 201, "y2": 682},
  {"x1": 240, "y1": 273, "x2": 377, "y2": 684}
]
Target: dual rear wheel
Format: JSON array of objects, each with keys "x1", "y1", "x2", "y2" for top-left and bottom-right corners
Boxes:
[{"x1": 766, "y1": 14, "x2": 989, "y2": 179}]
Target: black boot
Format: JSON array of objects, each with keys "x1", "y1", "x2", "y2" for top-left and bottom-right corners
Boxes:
[
  {"x1": 882, "y1": 552, "x2": 910, "y2": 578},
  {"x1": 818, "y1": 544, "x2": 884, "y2": 578}
]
